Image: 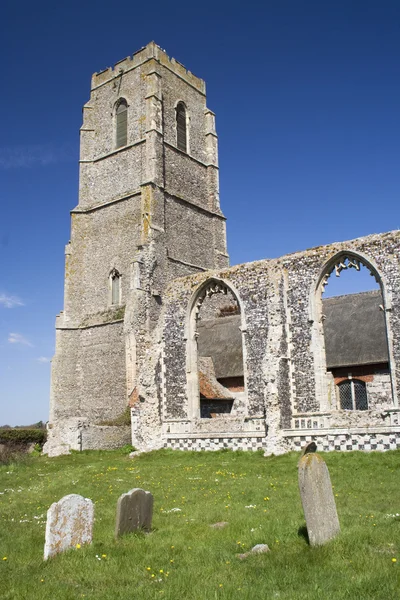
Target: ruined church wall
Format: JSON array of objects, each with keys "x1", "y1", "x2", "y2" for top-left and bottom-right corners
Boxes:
[
  {"x1": 161, "y1": 262, "x2": 286, "y2": 423},
  {"x1": 157, "y1": 231, "x2": 400, "y2": 452},
  {"x1": 281, "y1": 231, "x2": 400, "y2": 415}
]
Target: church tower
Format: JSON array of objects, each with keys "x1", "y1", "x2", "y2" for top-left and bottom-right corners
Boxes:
[{"x1": 45, "y1": 42, "x2": 228, "y2": 455}]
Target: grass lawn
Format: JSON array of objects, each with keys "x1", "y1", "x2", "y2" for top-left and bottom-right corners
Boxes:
[{"x1": 1, "y1": 448, "x2": 400, "y2": 599}]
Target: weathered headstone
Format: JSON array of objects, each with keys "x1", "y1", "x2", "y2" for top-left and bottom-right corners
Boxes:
[
  {"x1": 115, "y1": 488, "x2": 153, "y2": 537},
  {"x1": 298, "y1": 452, "x2": 340, "y2": 546},
  {"x1": 300, "y1": 441, "x2": 317, "y2": 457},
  {"x1": 44, "y1": 494, "x2": 94, "y2": 560}
]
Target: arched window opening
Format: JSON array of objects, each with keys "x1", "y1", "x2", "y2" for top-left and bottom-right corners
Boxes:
[
  {"x1": 314, "y1": 253, "x2": 393, "y2": 411},
  {"x1": 338, "y1": 379, "x2": 368, "y2": 411},
  {"x1": 188, "y1": 280, "x2": 246, "y2": 419},
  {"x1": 111, "y1": 269, "x2": 121, "y2": 305},
  {"x1": 176, "y1": 102, "x2": 187, "y2": 152},
  {"x1": 115, "y1": 99, "x2": 128, "y2": 148}
]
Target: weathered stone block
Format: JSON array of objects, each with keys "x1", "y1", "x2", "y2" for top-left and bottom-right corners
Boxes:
[
  {"x1": 298, "y1": 453, "x2": 340, "y2": 546},
  {"x1": 44, "y1": 494, "x2": 94, "y2": 560}
]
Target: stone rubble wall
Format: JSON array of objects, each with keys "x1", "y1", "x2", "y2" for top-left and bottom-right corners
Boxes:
[{"x1": 155, "y1": 230, "x2": 400, "y2": 454}]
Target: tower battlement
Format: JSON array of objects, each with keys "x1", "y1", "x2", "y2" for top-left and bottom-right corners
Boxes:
[{"x1": 91, "y1": 41, "x2": 206, "y2": 94}]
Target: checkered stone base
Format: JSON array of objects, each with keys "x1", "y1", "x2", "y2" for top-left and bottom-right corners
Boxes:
[
  {"x1": 287, "y1": 431, "x2": 400, "y2": 452},
  {"x1": 164, "y1": 437, "x2": 266, "y2": 451},
  {"x1": 162, "y1": 430, "x2": 400, "y2": 453}
]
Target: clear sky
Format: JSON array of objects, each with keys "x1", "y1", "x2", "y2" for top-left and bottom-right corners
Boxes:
[{"x1": 1, "y1": 0, "x2": 399, "y2": 425}]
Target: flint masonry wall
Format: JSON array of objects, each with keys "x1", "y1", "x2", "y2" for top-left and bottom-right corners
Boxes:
[
  {"x1": 157, "y1": 230, "x2": 400, "y2": 454},
  {"x1": 46, "y1": 42, "x2": 400, "y2": 457},
  {"x1": 45, "y1": 43, "x2": 228, "y2": 456}
]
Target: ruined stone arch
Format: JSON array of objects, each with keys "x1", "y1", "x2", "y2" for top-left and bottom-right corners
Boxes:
[
  {"x1": 309, "y1": 250, "x2": 397, "y2": 411},
  {"x1": 185, "y1": 278, "x2": 248, "y2": 419}
]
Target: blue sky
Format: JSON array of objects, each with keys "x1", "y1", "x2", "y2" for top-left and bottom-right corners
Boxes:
[{"x1": 1, "y1": 0, "x2": 399, "y2": 425}]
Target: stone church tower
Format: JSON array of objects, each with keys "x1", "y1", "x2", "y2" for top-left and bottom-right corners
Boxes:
[
  {"x1": 46, "y1": 41, "x2": 400, "y2": 457},
  {"x1": 45, "y1": 42, "x2": 228, "y2": 455}
]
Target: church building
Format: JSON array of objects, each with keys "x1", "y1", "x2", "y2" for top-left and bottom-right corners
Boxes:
[{"x1": 44, "y1": 42, "x2": 400, "y2": 456}]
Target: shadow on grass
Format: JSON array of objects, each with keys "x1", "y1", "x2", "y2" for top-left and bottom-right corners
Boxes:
[{"x1": 298, "y1": 525, "x2": 309, "y2": 544}]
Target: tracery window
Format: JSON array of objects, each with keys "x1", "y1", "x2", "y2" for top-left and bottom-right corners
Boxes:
[
  {"x1": 176, "y1": 102, "x2": 187, "y2": 152},
  {"x1": 312, "y1": 251, "x2": 394, "y2": 413},
  {"x1": 338, "y1": 378, "x2": 368, "y2": 411},
  {"x1": 187, "y1": 279, "x2": 246, "y2": 419},
  {"x1": 115, "y1": 99, "x2": 128, "y2": 148}
]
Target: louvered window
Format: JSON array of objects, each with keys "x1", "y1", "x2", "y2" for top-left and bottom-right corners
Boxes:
[
  {"x1": 116, "y1": 100, "x2": 128, "y2": 148},
  {"x1": 176, "y1": 102, "x2": 187, "y2": 152},
  {"x1": 111, "y1": 270, "x2": 120, "y2": 305},
  {"x1": 338, "y1": 379, "x2": 368, "y2": 410}
]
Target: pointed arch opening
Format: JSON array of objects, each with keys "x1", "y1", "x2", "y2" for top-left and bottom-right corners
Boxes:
[
  {"x1": 110, "y1": 268, "x2": 121, "y2": 306},
  {"x1": 176, "y1": 101, "x2": 188, "y2": 152},
  {"x1": 115, "y1": 98, "x2": 128, "y2": 148},
  {"x1": 311, "y1": 252, "x2": 395, "y2": 412},
  {"x1": 186, "y1": 279, "x2": 247, "y2": 419}
]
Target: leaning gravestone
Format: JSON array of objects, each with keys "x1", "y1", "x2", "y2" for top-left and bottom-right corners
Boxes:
[
  {"x1": 44, "y1": 494, "x2": 94, "y2": 560},
  {"x1": 298, "y1": 450, "x2": 340, "y2": 546},
  {"x1": 115, "y1": 488, "x2": 153, "y2": 538}
]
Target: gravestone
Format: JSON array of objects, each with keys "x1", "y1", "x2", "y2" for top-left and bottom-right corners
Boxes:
[
  {"x1": 44, "y1": 494, "x2": 94, "y2": 560},
  {"x1": 115, "y1": 488, "x2": 153, "y2": 538},
  {"x1": 298, "y1": 452, "x2": 340, "y2": 546},
  {"x1": 300, "y1": 441, "x2": 317, "y2": 457}
]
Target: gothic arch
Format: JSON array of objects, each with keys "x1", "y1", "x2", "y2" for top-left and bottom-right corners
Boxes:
[
  {"x1": 113, "y1": 97, "x2": 129, "y2": 148},
  {"x1": 309, "y1": 250, "x2": 397, "y2": 410},
  {"x1": 185, "y1": 278, "x2": 248, "y2": 419},
  {"x1": 175, "y1": 100, "x2": 189, "y2": 153}
]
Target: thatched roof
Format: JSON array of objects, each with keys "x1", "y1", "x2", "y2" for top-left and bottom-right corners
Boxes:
[
  {"x1": 197, "y1": 315, "x2": 243, "y2": 378},
  {"x1": 323, "y1": 290, "x2": 389, "y2": 368},
  {"x1": 196, "y1": 291, "x2": 389, "y2": 378}
]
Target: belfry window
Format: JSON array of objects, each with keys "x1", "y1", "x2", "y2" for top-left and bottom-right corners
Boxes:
[
  {"x1": 176, "y1": 102, "x2": 187, "y2": 152},
  {"x1": 115, "y1": 99, "x2": 128, "y2": 148},
  {"x1": 338, "y1": 378, "x2": 368, "y2": 410},
  {"x1": 111, "y1": 270, "x2": 121, "y2": 305}
]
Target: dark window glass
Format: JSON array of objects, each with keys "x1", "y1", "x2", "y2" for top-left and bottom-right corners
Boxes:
[
  {"x1": 339, "y1": 380, "x2": 353, "y2": 410},
  {"x1": 338, "y1": 379, "x2": 368, "y2": 410},
  {"x1": 354, "y1": 380, "x2": 368, "y2": 410}
]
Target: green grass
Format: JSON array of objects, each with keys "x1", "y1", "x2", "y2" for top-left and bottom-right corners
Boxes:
[{"x1": 1, "y1": 449, "x2": 400, "y2": 599}]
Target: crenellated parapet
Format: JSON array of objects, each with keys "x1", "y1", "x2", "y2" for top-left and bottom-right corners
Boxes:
[{"x1": 91, "y1": 42, "x2": 206, "y2": 95}]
